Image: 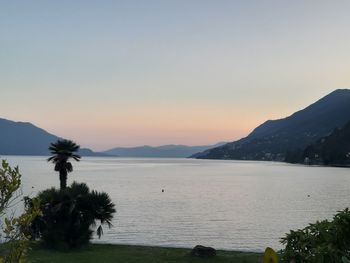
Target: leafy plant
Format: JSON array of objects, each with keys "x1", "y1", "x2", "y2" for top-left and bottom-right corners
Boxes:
[
  {"x1": 28, "y1": 182, "x2": 116, "y2": 249},
  {"x1": 281, "y1": 208, "x2": 350, "y2": 263},
  {"x1": 0, "y1": 160, "x2": 41, "y2": 263},
  {"x1": 0, "y1": 160, "x2": 21, "y2": 214}
]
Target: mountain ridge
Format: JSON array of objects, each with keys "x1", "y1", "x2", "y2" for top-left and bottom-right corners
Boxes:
[
  {"x1": 0, "y1": 118, "x2": 106, "y2": 156},
  {"x1": 193, "y1": 89, "x2": 350, "y2": 160},
  {"x1": 103, "y1": 142, "x2": 226, "y2": 158},
  {"x1": 0, "y1": 117, "x2": 225, "y2": 158}
]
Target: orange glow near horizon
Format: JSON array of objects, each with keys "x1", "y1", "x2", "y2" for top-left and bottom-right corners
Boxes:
[{"x1": 5, "y1": 101, "x2": 314, "y2": 151}]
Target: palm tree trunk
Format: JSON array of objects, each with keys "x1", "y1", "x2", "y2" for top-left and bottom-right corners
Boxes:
[{"x1": 59, "y1": 170, "x2": 68, "y2": 190}]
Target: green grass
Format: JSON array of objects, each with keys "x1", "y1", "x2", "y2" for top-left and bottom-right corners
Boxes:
[{"x1": 26, "y1": 244, "x2": 262, "y2": 263}]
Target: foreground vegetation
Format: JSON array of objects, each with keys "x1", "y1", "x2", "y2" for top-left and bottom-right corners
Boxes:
[
  {"x1": 26, "y1": 243, "x2": 262, "y2": 263},
  {"x1": 25, "y1": 140, "x2": 116, "y2": 250},
  {"x1": 27, "y1": 182, "x2": 115, "y2": 249},
  {"x1": 281, "y1": 208, "x2": 350, "y2": 263},
  {"x1": 0, "y1": 160, "x2": 40, "y2": 263}
]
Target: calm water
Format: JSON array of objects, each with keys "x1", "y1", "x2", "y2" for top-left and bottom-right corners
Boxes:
[{"x1": 3, "y1": 156, "x2": 350, "y2": 251}]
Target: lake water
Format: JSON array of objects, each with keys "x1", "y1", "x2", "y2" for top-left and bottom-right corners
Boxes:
[{"x1": 3, "y1": 156, "x2": 350, "y2": 252}]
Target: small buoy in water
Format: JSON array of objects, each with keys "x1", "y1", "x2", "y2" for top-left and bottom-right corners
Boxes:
[
  {"x1": 162, "y1": 189, "x2": 164, "y2": 192},
  {"x1": 308, "y1": 194, "x2": 310, "y2": 197}
]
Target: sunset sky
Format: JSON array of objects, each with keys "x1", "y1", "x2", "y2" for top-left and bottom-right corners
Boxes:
[{"x1": 1, "y1": 1, "x2": 350, "y2": 150}]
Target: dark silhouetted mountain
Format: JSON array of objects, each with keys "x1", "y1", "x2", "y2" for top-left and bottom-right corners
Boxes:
[
  {"x1": 0, "y1": 118, "x2": 106, "y2": 156},
  {"x1": 78, "y1": 148, "x2": 109, "y2": 157},
  {"x1": 193, "y1": 89, "x2": 350, "y2": 160},
  {"x1": 103, "y1": 142, "x2": 226, "y2": 158},
  {"x1": 286, "y1": 121, "x2": 350, "y2": 166}
]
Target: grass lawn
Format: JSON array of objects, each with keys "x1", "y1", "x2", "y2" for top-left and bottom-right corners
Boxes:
[{"x1": 26, "y1": 244, "x2": 262, "y2": 263}]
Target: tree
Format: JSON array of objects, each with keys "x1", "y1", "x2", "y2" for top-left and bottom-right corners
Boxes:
[
  {"x1": 47, "y1": 139, "x2": 81, "y2": 190},
  {"x1": 281, "y1": 208, "x2": 350, "y2": 262},
  {"x1": 28, "y1": 182, "x2": 115, "y2": 249},
  {"x1": 0, "y1": 160, "x2": 40, "y2": 263}
]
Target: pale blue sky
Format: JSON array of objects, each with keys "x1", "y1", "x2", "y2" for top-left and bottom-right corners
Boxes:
[{"x1": 1, "y1": 1, "x2": 350, "y2": 150}]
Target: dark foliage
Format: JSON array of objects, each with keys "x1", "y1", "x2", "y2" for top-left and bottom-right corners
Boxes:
[
  {"x1": 286, "y1": 121, "x2": 350, "y2": 166},
  {"x1": 281, "y1": 208, "x2": 350, "y2": 263},
  {"x1": 48, "y1": 139, "x2": 81, "y2": 189},
  {"x1": 28, "y1": 182, "x2": 116, "y2": 249},
  {"x1": 284, "y1": 148, "x2": 304, "y2": 163}
]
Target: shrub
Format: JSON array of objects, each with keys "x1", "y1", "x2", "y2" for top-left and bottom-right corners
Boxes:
[
  {"x1": 28, "y1": 182, "x2": 115, "y2": 249},
  {"x1": 0, "y1": 160, "x2": 40, "y2": 263},
  {"x1": 281, "y1": 208, "x2": 350, "y2": 263}
]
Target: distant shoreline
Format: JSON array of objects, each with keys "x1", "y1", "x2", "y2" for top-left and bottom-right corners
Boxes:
[{"x1": 2, "y1": 154, "x2": 349, "y2": 168}]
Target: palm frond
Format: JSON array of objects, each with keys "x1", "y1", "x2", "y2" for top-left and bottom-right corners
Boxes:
[
  {"x1": 96, "y1": 225, "x2": 103, "y2": 238},
  {"x1": 66, "y1": 162, "x2": 73, "y2": 173}
]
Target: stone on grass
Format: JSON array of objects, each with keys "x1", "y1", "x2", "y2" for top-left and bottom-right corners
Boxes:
[{"x1": 190, "y1": 245, "x2": 216, "y2": 257}]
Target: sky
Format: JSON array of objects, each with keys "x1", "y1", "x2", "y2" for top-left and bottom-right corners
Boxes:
[{"x1": 1, "y1": 1, "x2": 350, "y2": 151}]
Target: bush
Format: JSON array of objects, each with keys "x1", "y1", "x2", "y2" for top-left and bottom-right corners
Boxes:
[
  {"x1": 28, "y1": 182, "x2": 116, "y2": 249},
  {"x1": 0, "y1": 160, "x2": 40, "y2": 263},
  {"x1": 281, "y1": 208, "x2": 350, "y2": 263}
]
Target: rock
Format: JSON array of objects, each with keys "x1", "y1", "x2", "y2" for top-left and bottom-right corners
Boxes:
[{"x1": 190, "y1": 245, "x2": 216, "y2": 257}]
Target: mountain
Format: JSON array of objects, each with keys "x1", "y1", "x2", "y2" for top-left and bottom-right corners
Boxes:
[
  {"x1": 286, "y1": 121, "x2": 350, "y2": 166},
  {"x1": 0, "y1": 117, "x2": 224, "y2": 158},
  {"x1": 103, "y1": 142, "x2": 226, "y2": 158},
  {"x1": 193, "y1": 89, "x2": 350, "y2": 161},
  {"x1": 0, "y1": 118, "x2": 105, "y2": 156},
  {"x1": 79, "y1": 148, "x2": 108, "y2": 157}
]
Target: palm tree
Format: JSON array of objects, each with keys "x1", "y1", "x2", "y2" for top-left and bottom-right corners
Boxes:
[
  {"x1": 28, "y1": 182, "x2": 116, "y2": 248},
  {"x1": 48, "y1": 139, "x2": 81, "y2": 190}
]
